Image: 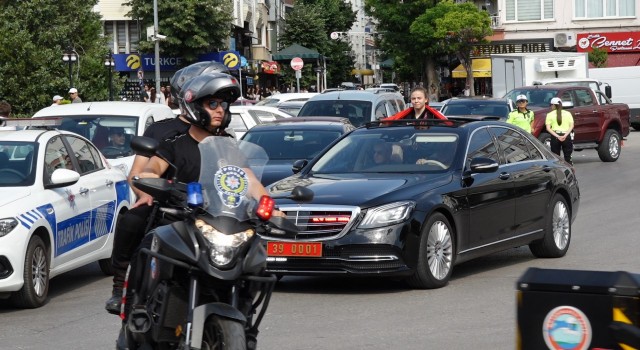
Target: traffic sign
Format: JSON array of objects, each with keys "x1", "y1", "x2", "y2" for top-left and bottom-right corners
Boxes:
[{"x1": 290, "y1": 57, "x2": 304, "y2": 71}]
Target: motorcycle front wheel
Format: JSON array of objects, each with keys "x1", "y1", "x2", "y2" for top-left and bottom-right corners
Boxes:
[{"x1": 201, "y1": 316, "x2": 246, "y2": 350}]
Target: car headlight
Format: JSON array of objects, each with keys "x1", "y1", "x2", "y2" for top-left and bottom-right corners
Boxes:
[
  {"x1": 195, "y1": 219, "x2": 255, "y2": 267},
  {"x1": 358, "y1": 201, "x2": 415, "y2": 229},
  {"x1": 0, "y1": 218, "x2": 18, "y2": 238}
]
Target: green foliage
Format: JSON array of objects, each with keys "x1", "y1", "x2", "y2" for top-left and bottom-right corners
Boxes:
[
  {"x1": 589, "y1": 47, "x2": 608, "y2": 68},
  {"x1": 411, "y1": 0, "x2": 492, "y2": 93},
  {"x1": 124, "y1": 0, "x2": 233, "y2": 64},
  {"x1": 0, "y1": 0, "x2": 121, "y2": 114},
  {"x1": 279, "y1": 0, "x2": 356, "y2": 88}
]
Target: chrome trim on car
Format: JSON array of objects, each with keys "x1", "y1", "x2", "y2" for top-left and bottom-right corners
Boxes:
[
  {"x1": 270, "y1": 204, "x2": 361, "y2": 241},
  {"x1": 458, "y1": 229, "x2": 543, "y2": 255}
]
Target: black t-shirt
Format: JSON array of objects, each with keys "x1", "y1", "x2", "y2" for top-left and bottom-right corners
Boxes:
[
  {"x1": 143, "y1": 117, "x2": 191, "y2": 142},
  {"x1": 158, "y1": 133, "x2": 202, "y2": 183},
  {"x1": 404, "y1": 108, "x2": 437, "y2": 120}
]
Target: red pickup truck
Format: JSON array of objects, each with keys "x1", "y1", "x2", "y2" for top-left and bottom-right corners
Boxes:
[{"x1": 505, "y1": 85, "x2": 630, "y2": 162}]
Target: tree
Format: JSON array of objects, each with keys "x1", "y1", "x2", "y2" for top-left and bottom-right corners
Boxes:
[
  {"x1": 278, "y1": 0, "x2": 356, "y2": 88},
  {"x1": 124, "y1": 0, "x2": 233, "y2": 64},
  {"x1": 589, "y1": 47, "x2": 608, "y2": 68},
  {"x1": 411, "y1": 0, "x2": 492, "y2": 96},
  {"x1": 0, "y1": 0, "x2": 119, "y2": 115},
  {"x1": 364, "y1": 0, "x2": 435, "y2": 84}
]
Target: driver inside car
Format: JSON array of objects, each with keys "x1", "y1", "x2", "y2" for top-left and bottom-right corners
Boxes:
[{"x1": 108, "y1": 127, "x2": 129, "y2": 151}]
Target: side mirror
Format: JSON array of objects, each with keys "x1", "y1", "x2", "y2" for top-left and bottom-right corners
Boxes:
[
  {"x1": 292, "y1": 159, "x2": 308, "y2": 174},
  {"x1": 45, "y1": 169, "x2": 80, "y2": 189},
  {"x1": 130, "y1": 136, "x2": 159, "y2": 157},
  {"x1": 289, "y1": 186, "x2": 314, "y2": 202},
  {"x1": 561, "y1": 101, "x2": 574, "y2": 110}
]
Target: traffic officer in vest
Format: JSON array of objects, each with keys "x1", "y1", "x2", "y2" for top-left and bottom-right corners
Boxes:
[
  {"x1": 545, "y1": 97, "x2": 574, "y2": 164},
  {"x1": 506, "y1": 94, "x2": 534, "y2": 133}
]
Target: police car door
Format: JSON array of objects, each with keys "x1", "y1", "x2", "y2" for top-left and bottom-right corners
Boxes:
[
  {"x1": 63, "y1": 135, "x2": 116, "y2": 252},
  {"x1": 44, "y1": 135, "x2": 94, "y2": 266}
]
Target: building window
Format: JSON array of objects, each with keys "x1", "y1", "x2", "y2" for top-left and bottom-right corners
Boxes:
[
  {"x1": 103, "y1": 21, "x2": 140, "y2": 54},
  {"x1": 575, "y1": 0, "x2": 635, "y2": 18},
  {"x1": 505, "y1": 0, "x2": 553, "y2": 21}
]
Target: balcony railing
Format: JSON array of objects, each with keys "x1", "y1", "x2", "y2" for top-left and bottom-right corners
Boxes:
[{"x1": 490, "y1": 15, "x2": 501, "y2": 28}]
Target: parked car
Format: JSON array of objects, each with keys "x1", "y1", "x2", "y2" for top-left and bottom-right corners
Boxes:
[
  {"x1": 379, "y1": 83, "x2": 401, "y2": 91},
  {"x1": 0, "y1": 118, "x2": 131, "y2": 308},
  {"x1": 440, "y1": 97, "x2": 513, "y2": 120},
  {"x1": 264, "y1": 118, "x2": 580, "y2": 289},
  {"x1": 229, "y1": 105, "x2": 293, "y2": 139},
  {"x1": 32, "y1": 101, "x2": 175, "y2": 177},
  {"x1": 297, "y1": 90, "x2": 406, "y2": 126},
  {"x1": 240, "y1": 117, "x2": 355, "y2": 186},
  {"x1": 254, "y1": 92, "x2": 318, "y2": 107}
]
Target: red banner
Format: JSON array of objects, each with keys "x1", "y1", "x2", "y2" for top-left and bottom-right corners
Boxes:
[{"x1": 577, "y1": 31, "x2": 640, "y2": 53}]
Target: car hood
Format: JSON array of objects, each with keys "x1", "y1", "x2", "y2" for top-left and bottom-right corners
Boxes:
[
  {"x1": 269, "y1": 172, "x2": 453, "y2": 207},
  {"x1": 0, "y1": 188, "x2": 31, "y2": 207},
  {"x1": 260, "y1": 160, "x2": 299, "y2": 187}
]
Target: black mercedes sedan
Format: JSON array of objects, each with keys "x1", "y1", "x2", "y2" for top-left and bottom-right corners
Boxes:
[{"x1": 264, "y1": 118, "x2": 580, "y2": 289}]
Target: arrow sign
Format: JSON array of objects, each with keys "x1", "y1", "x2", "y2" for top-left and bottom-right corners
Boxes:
[{"x1": 290, "y1": 57, "x2": 304, "y2": 71}]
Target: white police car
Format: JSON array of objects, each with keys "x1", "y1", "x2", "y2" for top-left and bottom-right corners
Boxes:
[{"x1": 0, "y1": 118, "x2": 131, "y2": 308}]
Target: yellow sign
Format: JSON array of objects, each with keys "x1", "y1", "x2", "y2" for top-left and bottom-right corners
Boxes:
[
  {"x1": 223, "y1": 53, "x2": 239, "y2": 69},
  {"x1": 126, "y1": 54, "x2": 141, "y2": 70}
]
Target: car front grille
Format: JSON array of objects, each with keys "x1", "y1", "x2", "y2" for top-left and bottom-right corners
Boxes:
[{"x1": 263, "y1": 205, "x2": 360, "y2": 240}]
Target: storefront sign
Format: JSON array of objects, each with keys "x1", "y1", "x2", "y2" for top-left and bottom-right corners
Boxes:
[
  {"x1": 577, "y1": 31, "x2": 640, "y2": 53},
  {"x1": 262, "y1": 61, "x2": 280, "y2": 74},
  {"x1": 472, "y1": 40, "x2": 552, "y2": 58},
  {"x1": 115, "y1": 54, "x2": 185, "y2": 71}
]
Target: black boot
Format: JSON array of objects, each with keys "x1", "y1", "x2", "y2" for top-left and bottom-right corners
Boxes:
[{"x1": 105, "y1": 287, "x2": 123, "y2": 315}]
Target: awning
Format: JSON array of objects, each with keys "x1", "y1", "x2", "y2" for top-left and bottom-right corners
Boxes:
[
  {"x1": 452, "y1": 59, "x2": 491, "y2": 78},
  {"x1": 351, "y1": 69, "x2": 374, "y2": 76}
]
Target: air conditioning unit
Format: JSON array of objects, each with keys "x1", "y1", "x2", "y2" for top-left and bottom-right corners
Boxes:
[
  {"x1": 554, "y1": 32, "x2": 577, "y2": 47},
  {"x1": 536, "y1": 58, "x2": 579, "y2": 72}
]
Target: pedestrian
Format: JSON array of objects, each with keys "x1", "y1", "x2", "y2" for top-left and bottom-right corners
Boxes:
[
  {"x1": 545, "y1": 97, "x2": 574, "y2": 164},
  {"x1": 428, "y1": 85, "x2": 438, "y2": 102},
  {"x1": 506, "y1": 94, "x2": 535, "y2": 133},
  {"x1": 51, "y1": 95, "x2": 63, "y2": 106},
  {"x1": 0, "y1": 100, "x2": 16, "y2": 130},
  {"x1": 148, "y1": 87, "x2": 162, "y2": 104},
  {"x1": 69, "y1": 88, "x2": 82, "y2": 103}
]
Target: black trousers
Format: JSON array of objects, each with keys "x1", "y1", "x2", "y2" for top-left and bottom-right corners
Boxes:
[
  {"x1": 550, "y1": 132, "x2": 573, "y2": 163},
  {"x1": 111, "y1": 205, "x2": 154, "y2": 290}
]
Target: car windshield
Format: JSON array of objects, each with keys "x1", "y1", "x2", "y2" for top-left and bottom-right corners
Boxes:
[
  {"x1": 43, "y1": 116, "x2": 138, "y2": 159},
  {"x1": 0, "y1": 141, "x2": 37, "y2": 187},
  {"x1": 310, "y1": 128, "x2": 458, "y2": 174},
  {"x1": 505, "y1": 89, "x2": 560, "y2": 108},
  {"x1": 298, "y1": 100, "x2": 372, "y2": 127},
  {"x1": 243, "y1": 129, "x2": 342, "y2": 160}
]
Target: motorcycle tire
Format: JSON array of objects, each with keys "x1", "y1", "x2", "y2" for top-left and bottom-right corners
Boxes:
[{"x1": 201, "y1": 316, "x2": 246, "y2": 350}]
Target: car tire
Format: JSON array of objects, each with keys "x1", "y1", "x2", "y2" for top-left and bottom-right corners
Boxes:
[
  {"x1": 406, "y1": 213, "x2": 454, "y2": 289},
  {"x1": 537, "y1": 132, "x2": 552, "y2": 148},
  {"x1": 597, "y1": 129, "x2": 621, "y2": 162},
  {"x1": 11, "y1": 235, "x2": 49, "y2": 308},
  {"x1": 529, "y1": 194, "x2": 571, "y2": 258}
]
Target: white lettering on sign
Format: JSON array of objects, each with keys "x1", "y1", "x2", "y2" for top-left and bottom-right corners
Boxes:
[
  {"x1": 142, "y1": 57, "x2": 184, "y2": 66},
  {"x1": 580, "y1": 34, "x2": 640, "y2": 52},
  {"x1": 57, "y1": 218, "x2": 91, "y2": 250}
]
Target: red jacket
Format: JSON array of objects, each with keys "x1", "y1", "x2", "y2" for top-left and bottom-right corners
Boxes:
[{"x1": 384, "y1": 105, "x2": 447, "y2": 120}]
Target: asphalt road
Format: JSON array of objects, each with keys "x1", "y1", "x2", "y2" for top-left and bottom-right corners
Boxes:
[{"x1": 2, "y1": 131, "x2": 639, "y2": 350}]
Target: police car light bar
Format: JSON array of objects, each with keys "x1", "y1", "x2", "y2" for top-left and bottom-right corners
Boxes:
[{"x1": 1, "y1": 117, "x2": 63, "y2": 128}]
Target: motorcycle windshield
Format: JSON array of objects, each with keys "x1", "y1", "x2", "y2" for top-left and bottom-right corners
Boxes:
[{"x1": 198, "y1": 136, "x2": 268, "y2": 221}]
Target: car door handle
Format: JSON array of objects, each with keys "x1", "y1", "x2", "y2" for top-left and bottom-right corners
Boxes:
[
  {"x1": 105, "y1": 180, "x2": 114, "y2": 187},
  {"x1": 499, "y1": 172, "x2": 510, "y2": 180},
  {"x1": 79, "y1": 187, "x2": 89, "y2": 195}
]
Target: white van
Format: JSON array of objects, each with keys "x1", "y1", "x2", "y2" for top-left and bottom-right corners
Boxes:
[{"x1": 32, "y1": 101, "x2": 175, "y2": 189}]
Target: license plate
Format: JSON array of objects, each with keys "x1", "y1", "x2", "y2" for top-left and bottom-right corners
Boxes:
[{"x1": 267, "y1": 242, "x2": 322, "y2": 257}]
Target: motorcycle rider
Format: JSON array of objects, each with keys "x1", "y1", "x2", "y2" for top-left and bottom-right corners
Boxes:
[{"x1": 105, "y1": 62, "x2": 231, "y2": 315}]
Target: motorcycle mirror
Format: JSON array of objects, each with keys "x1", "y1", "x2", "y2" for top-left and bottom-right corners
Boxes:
[
  {"x1": 269, "y1": 216, "x2": 300, "y2": 234},
  {"x1": 289, "y1": 186, "x2": 314, "y2": 202},
  {"x1": 131, "y1": 136, "x2": 159, "y2": 157}
]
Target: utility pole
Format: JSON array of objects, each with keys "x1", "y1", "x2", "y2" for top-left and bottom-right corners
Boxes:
[{"x1": 154, "y1": 0, "x2": 161, "y2": 93}]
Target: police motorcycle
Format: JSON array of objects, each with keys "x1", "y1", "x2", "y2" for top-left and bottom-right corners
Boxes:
[{"x1": 117, "y1": 136, "x2": 312, "y2": 350}]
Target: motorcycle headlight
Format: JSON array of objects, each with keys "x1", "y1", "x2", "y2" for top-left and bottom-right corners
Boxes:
[
  {"x1": 195, "y1": 219, "x2": 255, "y2": 267},
  {"x1": 358, "y1": 201, "x2": 415, "y2": 229},
  {"x1": 0, "y1": 218, "x2": 18, "y2": 238}
]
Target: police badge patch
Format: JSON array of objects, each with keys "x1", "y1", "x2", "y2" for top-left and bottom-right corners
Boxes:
[{"x1": 214, "y1": 165, "x2": 249, "y2": 208}]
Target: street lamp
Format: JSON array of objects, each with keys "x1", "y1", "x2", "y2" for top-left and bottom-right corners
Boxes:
[
  {"x1": 104, "y1": 50, "x2": 115, "y2": 101},
  {"x1": 62, "y1": 47, "x2": 77, "y2": 90}
]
